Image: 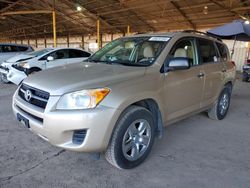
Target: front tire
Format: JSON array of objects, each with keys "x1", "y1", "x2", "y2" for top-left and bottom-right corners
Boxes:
[
  {"x1": 105, "y1": 106, "x2": 156, "y2": 169},
  {"x1": 208, "y1": 86, "x2": 232, "y2": 120}
]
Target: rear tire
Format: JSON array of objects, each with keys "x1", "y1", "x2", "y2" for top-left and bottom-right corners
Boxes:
[
  {"x1": 208, "y1": 86, "x2": 232, "y2": 120},
  {"x1": 105, "y1": 105, "x2": 156, "y2": 169}
]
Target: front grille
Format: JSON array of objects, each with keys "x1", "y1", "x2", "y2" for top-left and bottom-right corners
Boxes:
[
  {"x1": 16, "y1": 105, "x2": 43, "y2": 123},
  {"x1": 18, "y1": 84, "x2": 50, "y2": 109},
  {"x1": 72, "y1": 130, "x2": 87, "y2": 145}
]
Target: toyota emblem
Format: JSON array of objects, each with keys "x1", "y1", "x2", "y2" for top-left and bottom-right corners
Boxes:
[{"x1": 24, "y1": 90, "x2": 32, "y2": 102}]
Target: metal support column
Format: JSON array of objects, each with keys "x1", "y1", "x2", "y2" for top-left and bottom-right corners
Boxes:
[
  {"x1": 52, "y1": 10, "x2": 57, "y2": 47},
  {"x1": 127, "y1": 25, "x2": 130, "y2": 35},
  {"x1": 97, "y1": 19, "x2": 100, "y2": 49}
]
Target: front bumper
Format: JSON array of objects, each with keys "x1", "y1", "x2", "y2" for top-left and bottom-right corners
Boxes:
[
  {"x1": 12, "y1": 90, "x2": 121, "y2": 152},
  {"x1": 6, "y1": 67, "x2": 27, "y2": 85}
]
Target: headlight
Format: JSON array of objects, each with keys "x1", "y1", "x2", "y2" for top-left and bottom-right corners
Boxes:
[
  {"x1": 18, "y1": 62, "x2": 29, "y2": 68},
  {"x1": 56, "y1": 88, "x2": 110, "y2": 110}
]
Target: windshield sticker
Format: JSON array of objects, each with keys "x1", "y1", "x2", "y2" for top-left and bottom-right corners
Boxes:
[{"x1": 149, "y1": 37, "x2": 170, "y2": 42}]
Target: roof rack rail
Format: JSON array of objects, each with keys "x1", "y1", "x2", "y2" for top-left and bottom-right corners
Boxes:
[{"x1": 182, "y1": 30, "x2": 222, "y2": 41}]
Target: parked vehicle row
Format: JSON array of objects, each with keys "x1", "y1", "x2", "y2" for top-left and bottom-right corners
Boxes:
[
  {"x1": 0, "y1": 43, "x2": 34, "y2": 63},
  {"x1": 0, "y1": 47, "x2": 91, "y2": 84},
  {"x1": 12, "y1": 31, "x2": 236, "y2": 169},
  {"x1": 242, "y1": 59, "x2": 250, "y2": 82}
]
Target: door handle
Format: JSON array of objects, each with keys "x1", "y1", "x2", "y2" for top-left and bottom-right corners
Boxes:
[{"x1": 197, "y1": 72, "x2": 204, "y2": 78}]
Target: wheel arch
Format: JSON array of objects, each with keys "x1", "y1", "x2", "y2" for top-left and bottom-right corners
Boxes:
[
  {"x1": 224, "y1": 81, "x2": 233, "y2": 93},
  {"x1": 132, "y1": 99, "x2": 164, "y2": 138}
]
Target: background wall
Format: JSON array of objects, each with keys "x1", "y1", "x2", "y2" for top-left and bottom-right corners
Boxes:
[
  {"x1": 9, "y1": 33, "x2": 125, "y2": 53},
  {"x1": 223, "y1": 40, "x2": 249, "y2": 71}
]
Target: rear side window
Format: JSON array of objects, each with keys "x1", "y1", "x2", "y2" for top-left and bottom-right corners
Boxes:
[
  {"x1": 69, "y1": 49, "x2": 91, "y2": 58},
  {"x1": 52, "y1": 49, "x2": 69, "y2": 59},
  {"x1": 1, "y1": 45, "x2": 21, "y2": 52},
  {"x1": 18, "y1": 46, "x2": 28, "y2": 52},
  {"x1": 198, "y1": 39, "x2": 218, "y2": 64},
  {"x1": 216, "y1": 42, "x2": 229, "y2": 61}
]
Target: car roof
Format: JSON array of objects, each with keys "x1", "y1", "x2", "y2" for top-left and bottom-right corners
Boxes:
[
  {"x1": 45, "y1": 47, "x2": 88, "y2": 51},
  {"x1": 0, "y1": 43, "x2": 32, "y2": 47},
  {"x1": 123, "y1": 31, "x2": 223, "y2": 43}
]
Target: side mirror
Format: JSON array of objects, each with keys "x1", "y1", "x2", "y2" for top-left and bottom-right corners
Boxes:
[
  {"x1": 168, "y1": 57, "x2": 190, "y2": 71},
  {"x1": 47, "y1": 56, "x2": 54, "y2": 61}
]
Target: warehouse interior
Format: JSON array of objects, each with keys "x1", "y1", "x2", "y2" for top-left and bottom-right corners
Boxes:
[
  {"x1": 1, "y1": 0, "x2": 249, "y2": 69},
  {"x1": 0, "y1": 0, "x2": 250, "y2": 187}
]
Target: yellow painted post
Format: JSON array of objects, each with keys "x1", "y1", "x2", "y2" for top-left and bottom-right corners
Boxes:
[
  {"x1": 127, "y1": 25, "x2": 130, "y2": 35},
  {"x1": 52, "y1": 10, "x2": 57, "y2": 47},
  {"x1": 97, "y1": 19, "x2": 100, "y2": 49}
]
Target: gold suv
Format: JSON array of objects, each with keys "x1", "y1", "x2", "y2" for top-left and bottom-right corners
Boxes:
[{"x1": 12, "y1": 31, "x2": 236, "y2": 169}]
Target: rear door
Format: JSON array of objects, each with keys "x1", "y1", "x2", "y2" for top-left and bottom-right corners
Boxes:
[
  {"x1": 163, "y1": 38, "x2": 205, "y2": 122},
  {"x1": 197, "y1": 39, "x2": 224, "y2": 108}
]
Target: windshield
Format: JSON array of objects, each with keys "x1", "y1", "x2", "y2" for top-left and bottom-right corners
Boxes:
[
  {"x1": 88, "y1": 36, "x2": 170, "y2": 66},
  {"x1": 28, "y1": 48, "x2": 53, "y2": 57}
]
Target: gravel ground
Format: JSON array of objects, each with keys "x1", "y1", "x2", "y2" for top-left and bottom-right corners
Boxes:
[{"x1": 0, "y1": 80, "x2": 250, "y2": 188}]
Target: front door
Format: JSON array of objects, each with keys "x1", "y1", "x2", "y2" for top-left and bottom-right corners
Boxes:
[
  {"x1": 162, "y1": 38, "x2": 204, "y2": 122},
  {"x1": 46, "y1": 49, "x2": 69, "y2": 69}
]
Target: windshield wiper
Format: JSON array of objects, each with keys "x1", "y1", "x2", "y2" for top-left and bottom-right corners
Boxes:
[{"x1": 110, "y1": 61, "x2": 148, "y2": 67}]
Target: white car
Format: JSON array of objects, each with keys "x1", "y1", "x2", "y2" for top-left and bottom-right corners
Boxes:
[
  {"x1": 0, "y1": 47, "x2": 91, "y2": 85},
  {"x1": 0, "y1": 43, "x2": 34, "y2": 63}
]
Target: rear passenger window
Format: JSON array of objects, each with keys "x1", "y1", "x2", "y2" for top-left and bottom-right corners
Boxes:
[
  {"x1": 18, "y1": 46, "x2": 28, "y2": 52},
  {"x1": 198, "y1": 39, "x2": 218, "y2": 64},
  {"x1": 1, "y1": 45, "x2": 13, "y2": 52},
  {"x1": 1, "y1": 45, "x2": 20, "y2": 52},
  {"x1": 216, "y1": 43, "x2": 229, "y2": 61},
  {"x1": 69, "y1": 49, "x2": 91, "y2": 58}
]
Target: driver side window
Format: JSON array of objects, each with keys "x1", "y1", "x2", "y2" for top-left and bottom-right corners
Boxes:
[
  {"x1": 39, "y1": 49, "x2": 69, "y2": 61},
  {"x1": 170, "y1": 39, "x2": 196, "y2": 66}
]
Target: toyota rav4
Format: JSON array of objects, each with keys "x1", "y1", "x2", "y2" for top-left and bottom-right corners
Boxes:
[{"x1": 12, "y1": 31, "x2": 236, "y2": 169}]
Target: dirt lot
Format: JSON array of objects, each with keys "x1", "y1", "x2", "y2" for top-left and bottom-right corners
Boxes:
[{"x1": 0, "y1": 80, "x2": 250, "y2": 188}]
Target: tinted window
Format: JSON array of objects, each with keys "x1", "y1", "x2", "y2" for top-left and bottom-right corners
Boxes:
[
  {"x1": 216, "y1": 42, "x2": 229, "y2": 61},
  {"x1": 51, "y1": 49, "x2": 69, "y2": 60},
  {"x1": 18, "y1": 46, "x2": 28, "y2": 52},
  {"x1": 39, "y1": 49, "x2": 69, "y2": 61},
  {"x1": 69, "y1": 49, "x2": 91, "y2": 58},
  {"x1": 170, "y1": 39, "x2": 196, "y2": 66},
  {"x1": 198, "y1": 39, "x2": 218, "y2": 64},
  {"x1": 2, "y1": 45, "x2": 13, "y2": 52}
]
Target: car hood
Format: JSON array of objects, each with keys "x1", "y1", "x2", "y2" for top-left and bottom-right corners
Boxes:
[
  {"x1": 23, "y1": 62, "x2": 146, "y2": 95},
  {"x1": 6, "y1": 54, "x2": 34, "y2": 63}
]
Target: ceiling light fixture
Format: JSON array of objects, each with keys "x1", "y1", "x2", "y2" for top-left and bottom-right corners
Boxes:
[
  {"x1": 76, "y1": 6, "x2": 82, "y2": 11},
  {"x1": 203, "y1": 6, "x2": 208, "y2": 15}
]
